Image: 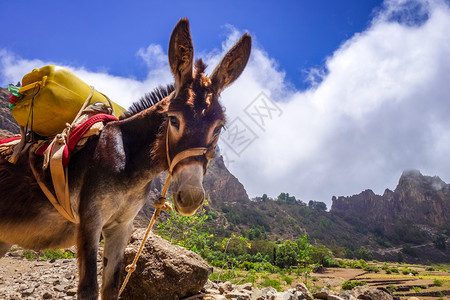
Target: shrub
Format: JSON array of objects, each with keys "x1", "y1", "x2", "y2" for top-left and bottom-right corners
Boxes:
[
  {"x1": 23, "y1": 251, "x2": 37, "y2": 261},
  {"x1": 341, "y1": 280, "x2": 367, "y2": 291},
  {"x1": 390, "y1": 267, "x2": 399, "y2": 273},
  {"x1": 40, "y1": 249, "x2": 76, "y2": 260},
  {"x1": 239, "y1": 261, "x2": 256, "y2": 271},
  {"x1": 363, "y1": 265, "x2": 380, "y2": 273},
  {"x1": 425, "y1": 266, "x2": 435, "y2": 271},
  {"x1": 434, "y1": 280, "x2": 443, "y2": 287},
  {"x1": 281, "y1": 275, "x2": 293, "y2": 285},
  {"x1": 388, "y1": 284, "x2": 398, "y2": 291},
  {"x1": 260, "y1": 278, "x2": 282, "y2": 292}
]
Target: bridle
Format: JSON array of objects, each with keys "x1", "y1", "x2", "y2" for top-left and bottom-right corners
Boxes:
[
  {"x1": 119, "y1": 115, "x2": 219, "y2": 296},
  {"x1": 160, "y1": 121, "x2": 217, "y2": 199}
]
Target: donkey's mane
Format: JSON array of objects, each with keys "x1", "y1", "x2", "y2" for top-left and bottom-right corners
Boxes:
[{"x1": 120, "y1": 84, "x2": 175, "y2": 119}]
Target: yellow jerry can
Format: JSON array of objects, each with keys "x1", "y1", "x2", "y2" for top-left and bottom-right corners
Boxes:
[{"x1": 12, "y1": 65, "x2": 127, "y2": 137}]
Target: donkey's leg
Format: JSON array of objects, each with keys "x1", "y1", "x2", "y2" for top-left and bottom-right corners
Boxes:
[
  {"x1": 0, "y1": 242, "x2": 11, "y2": 257},
  {"x1": 101, "y1": 221, "x2": 134, "y2": 300},
  {"x1": 77, "y1": 219, "x2": 103, "y2": 300}
]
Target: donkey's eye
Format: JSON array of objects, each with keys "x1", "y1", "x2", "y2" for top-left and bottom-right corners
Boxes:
[
  {"x1": 169, "y1": 116, "x2": 180, "y2": 129},
  {"x1": 213, "y1": 125, "x2": 223, "y2": 136}
]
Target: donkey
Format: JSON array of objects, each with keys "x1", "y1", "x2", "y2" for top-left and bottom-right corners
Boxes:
[{"x1": 0, "y1": 18, "x2": 251, "y2": 299}]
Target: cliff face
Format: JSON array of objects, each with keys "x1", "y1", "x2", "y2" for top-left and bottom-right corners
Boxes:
[
  {"x1": 331, "y1": 170, "x2": 450, "y2": 229},
  {"x1": 202, "y1": 151, "x2": 250, "y2": 205},
  {"x1": 0, "y1": 88, "x2": 20, "y2": 138}
]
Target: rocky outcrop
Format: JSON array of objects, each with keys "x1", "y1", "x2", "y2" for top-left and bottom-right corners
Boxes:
[
  {"x1": 202, "y1": 151, "x2": 250, "y2": 205},
  {"x1": 331, "y1": 170, "x2": 450, "y2": 229},
  {"x1": 120, "y1": 230, "x2": 211, "y2": 300},
  {"x1": 187, "y1": 281, "x2": 395, "y2": 300},
  {"x1": 0, "y1": 88, "x2": 20, "y2": 138}
]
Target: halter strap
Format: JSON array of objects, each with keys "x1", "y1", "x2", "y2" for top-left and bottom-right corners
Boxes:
[
  {"x1": 161, "y1": 123, "x2": 216, "y2": 198},
  {"x1": 119, "y1": 119, "x2": 217, "y2": 296}
]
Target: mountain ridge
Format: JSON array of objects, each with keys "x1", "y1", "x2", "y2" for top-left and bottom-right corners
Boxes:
[{"x1": 0, "y1": 87, "x2": 448, "y2": 263}]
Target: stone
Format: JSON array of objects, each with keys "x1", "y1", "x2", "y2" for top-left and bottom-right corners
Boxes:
[
  {"x1": 119, "y1": 230, "x2": 211, "y2": 300},
  {"x1": 313, "y1": 287, "x2": 341, "y2": 300},
  {"x1": 240, "y1": 282, "x2": 253, "y2": 291},
  {"x1": 249, "y1": 288, "x2": 265, "y2": 300},
  {"x1": 219, "y1": 281, "x2": 234, "y2": 294},
  {"x1": 21, "y1": 287, "x2": 35, "y2": 296},
  {"x1": 224, "y1": 291, "x2": 250, "y2": 299},
  {"x1": 294, "y1": 283, "x2": 314, "y2": 300},
  {"x1": 274, "y1": 292, "x2": 294, "y2": 300},
  {"x1": 54, "y1": 284, "x2": 68, "y2": 292},
  {"x1": 343, "y1": 285, "x2": 394, "y2": 300},
  {"x1": 43, "y1": 292, "x2": 53, "y2": 299},
  {"x1": 328, "y1": 295, "x2": 344, "y2": 300},
  {"x1": 66, "y1": 288, "x2": 77, "y2": 296},
  {"x1": 210, "y1": 296, "x2": 228, "y2": 300}
]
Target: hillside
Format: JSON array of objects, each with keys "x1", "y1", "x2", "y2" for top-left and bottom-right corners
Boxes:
[
  {"x1": 0, "y1": 88, "x2": 20, "y2": 138},
  {"x1": 0, "y1": 87, "x2": 448, "y2": 264}
]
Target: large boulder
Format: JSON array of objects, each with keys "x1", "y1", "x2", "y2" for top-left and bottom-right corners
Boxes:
[
  {"x1": 120, "y1": 230, "x2": 212, "y2": 300},
  {"x1": 341, "y1": 285, "x2": 394, "y2": 300}
]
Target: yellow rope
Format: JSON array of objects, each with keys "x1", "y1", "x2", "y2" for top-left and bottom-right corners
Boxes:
[
  {"x1": 118, "y1": 194, "x2": 172, "y2": 297},
  {"x1": 118, "y1": 121, "x2": 216, "y2": 296}
]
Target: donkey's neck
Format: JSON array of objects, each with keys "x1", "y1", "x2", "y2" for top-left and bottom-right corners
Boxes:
[{"x1": 113, "y1": 100, "x2": 169, "y2": 181}]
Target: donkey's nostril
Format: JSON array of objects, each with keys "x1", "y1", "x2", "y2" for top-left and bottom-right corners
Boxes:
[{"x1": 174, "y1": 189, "x2": 205, "y2": 216}]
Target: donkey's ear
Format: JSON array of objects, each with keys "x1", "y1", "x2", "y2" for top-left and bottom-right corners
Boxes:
[
  {"x1": 210, "y1": 33, "x2": 251, "y2": 93},
  {"x1": 168, "y1": 18, "x2": 194, "y2": 93}
]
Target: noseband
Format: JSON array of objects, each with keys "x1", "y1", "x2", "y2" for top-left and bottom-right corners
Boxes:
[
  {"x1": 161, "y1": 122, "x2": 217, "y2": 199},
  {"x1": 120, "y1": 120, "x2": 218, "y2": 296}
]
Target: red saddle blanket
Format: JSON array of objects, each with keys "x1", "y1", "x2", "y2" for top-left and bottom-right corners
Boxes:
[{"x1": 0, "y1": 113, "x2": 118, "y2": 166}]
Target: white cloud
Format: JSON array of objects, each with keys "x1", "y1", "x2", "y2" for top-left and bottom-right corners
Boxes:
[{"x1": 1, "y1": 0, "x2": 450, "y2": 207}]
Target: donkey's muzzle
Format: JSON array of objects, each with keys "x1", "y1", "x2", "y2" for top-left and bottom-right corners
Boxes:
[
  {"x1": 173, "y1": 188, "x2": 205, "y2": 216},
  {"x1": 172, "y1": 164, "x2": 205, "y2": 216}
]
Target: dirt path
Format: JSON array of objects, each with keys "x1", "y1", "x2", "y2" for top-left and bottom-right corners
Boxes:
[{"x1": 0, "y1": 251, "x2": 102, "y2": 299}]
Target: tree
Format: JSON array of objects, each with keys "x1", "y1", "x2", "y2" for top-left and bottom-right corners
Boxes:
[
  {"x1": 311, "y1": 243, "x2": 334, "y2": 266},
  {"x1": 355, "y1": 246, "x2": 373, "y2": 261},
  {"x1": 308, "y1": 200, "x2": 327, "y2": 211},
  {"x1": 433, "y1": 235, "x2": 447, "y2": 250},
  {"x1": 275, "y1": 240, "x2": 299, "y2": 268}
]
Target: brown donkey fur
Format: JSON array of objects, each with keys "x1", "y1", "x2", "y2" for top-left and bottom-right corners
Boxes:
[{"x1": 0, "y1": 18, "x2": 251, "y2": 300}]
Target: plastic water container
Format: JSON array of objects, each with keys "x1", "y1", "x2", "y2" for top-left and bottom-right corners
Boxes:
[{"x1": 12, "y1": 65, "x2": 126, "y2": 137}]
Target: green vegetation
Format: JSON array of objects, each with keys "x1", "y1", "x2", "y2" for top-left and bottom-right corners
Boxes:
[
  {"x1": 341, "y1": 280, "x2": 367, "y2": 290},
  {"x1": 22, "y1": 249, "x2": 76, "y2": 261},
  {"x1": 434, "y1": 279, "x2": 443, "y2": 287},
  {"x1": 23, "y1": 250, "x2": 38, "y2": 261},
  {"x1": 40, "y1": 249, "x2": 76, "y2": 260}
]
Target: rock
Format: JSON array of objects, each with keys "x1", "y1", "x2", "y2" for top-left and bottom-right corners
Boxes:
[
  {"x1": 249, "y1": 288, "x2": 265, "y2": 300},
  {"x1": 343, "y1": 285, "x2": 394, "y2": 300},
  {"x1": 66, "y1": 288, "x2": 77, "y2": 296},
  {"x1": 119, "y1": 230, "x2": 211, "y2": 300},
  {"x1": 273, "y1": 292, "x2": 294, "y2": 300},
  {"x1": 210, "y1": 296, "x2": 228, "y2": 300},
  {"x1": 21, "y1": 287, "x2": 35, "y2": 296},
  {"x1": 313, "y1": 287, "x2": 341, "y2": 299},
  {"x1": 43, "y1": 292, "x2": 53, "y2": 299},
  {"x1": 328, "y1": 295, "x2": 345, "y2": 300},
  {"x1": 224, "y1": 291, "x2": 250, "y2": 299},
  {"x1": 294, "y1": 283, "x2": 313, "y2": 300},
  {"x1": 219, "y1": 281, "x2": 234, "y2": 294},
  {"x1": 240, "y1": 282, "x2": 253, "y2": 291},
  {"x1": 53, "y1": 284, "x2": 68, "y2": 292}
]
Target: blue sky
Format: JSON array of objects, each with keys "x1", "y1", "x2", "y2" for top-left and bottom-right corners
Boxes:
[
  {"x1": 2, "y1": 0, "x2": 450, "y2": 206},
  {"x1": 2, "y1": 0, "x2": 382, "y2": 89}
]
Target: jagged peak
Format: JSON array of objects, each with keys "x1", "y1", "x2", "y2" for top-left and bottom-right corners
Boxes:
[{"x1": 396, "y1": 169, "x2": 447, "y2": 192}]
